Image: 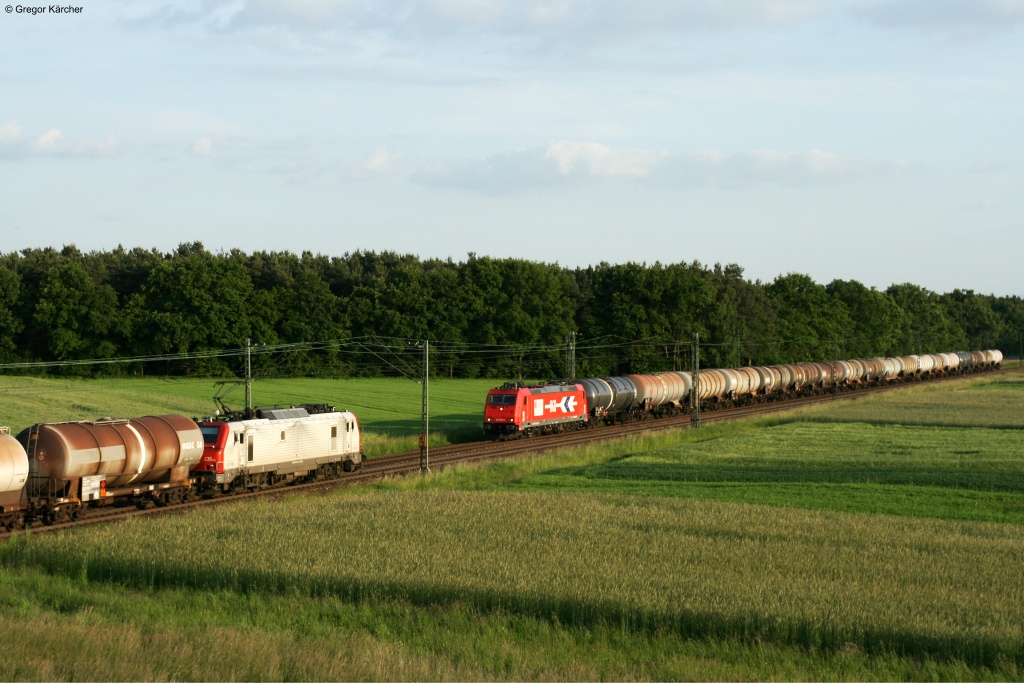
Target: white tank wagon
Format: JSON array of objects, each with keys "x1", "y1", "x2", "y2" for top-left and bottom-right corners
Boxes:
[
  {"x1": 0, "y1": 429, "x2": 29, "y2": 530},
  {"x1": 195, "y1": 404, "x2": 363, "y2": 494}
]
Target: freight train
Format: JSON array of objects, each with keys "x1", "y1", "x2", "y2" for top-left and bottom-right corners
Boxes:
[
  {"x1": 484, "y1": 350, "x2": 1004, "y2": 437},
  {"x1": 0, "y1": 403, "x2": 362, "y2": 531}
]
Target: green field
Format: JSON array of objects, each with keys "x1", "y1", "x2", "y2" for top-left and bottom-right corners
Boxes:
[{"x1": 1, "y1": 370, "x2": 1023, "y2": 680}]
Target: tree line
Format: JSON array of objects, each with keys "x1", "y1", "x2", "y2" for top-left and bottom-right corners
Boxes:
[{"x1": 0, "y1": 243, "x2": 1020, "y2": 379}]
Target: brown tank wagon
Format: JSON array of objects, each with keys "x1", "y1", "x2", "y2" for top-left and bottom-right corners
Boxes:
[{"x1": 17, "y1": 414, "x2": 203, "y2": 523}]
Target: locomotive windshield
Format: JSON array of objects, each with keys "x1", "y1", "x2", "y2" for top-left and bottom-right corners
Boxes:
[
  {"x1": 200, "y1": 425, "x2": 223, "y2": 444},
  {"x1": 487, "y1": 394, "x2": 517, "y2": 405}
]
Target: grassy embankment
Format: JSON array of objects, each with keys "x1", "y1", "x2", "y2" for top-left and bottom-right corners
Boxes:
[{"x1": 0, "y1": 370, "x2": 1022, "y2": 680}]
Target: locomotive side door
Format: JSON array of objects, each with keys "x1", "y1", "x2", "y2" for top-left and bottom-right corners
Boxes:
[{"x1": 243, "y1": 429, "x2": 255, "y2": 471}]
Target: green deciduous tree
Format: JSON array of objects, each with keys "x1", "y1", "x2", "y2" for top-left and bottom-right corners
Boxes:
[
  {"x1": 32, "y1": 262, "x2": 120, "y2": 373},
  {"x1": 767, "y1": 273, "x2": 853, "y2": 362}
]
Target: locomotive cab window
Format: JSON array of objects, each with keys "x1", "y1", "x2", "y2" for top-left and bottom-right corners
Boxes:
[
  {"x1": 280, "y1": 431, "x2": 286, "y2": 441},
  {"x1": 488, "y1": 394, "x2": 517, "y2": 405},
  {"x1": 200, "y1": 425, "x2": 222, "y2": 444}
]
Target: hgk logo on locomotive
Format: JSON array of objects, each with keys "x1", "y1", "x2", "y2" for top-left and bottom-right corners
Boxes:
[{"x1": 534, "y1": 396, "x2": 578, "y2": 415}]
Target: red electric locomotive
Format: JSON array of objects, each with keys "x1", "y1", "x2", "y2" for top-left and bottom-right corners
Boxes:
[{"x1": 483, "y1": 381, "x2": 589, "y2": 437}]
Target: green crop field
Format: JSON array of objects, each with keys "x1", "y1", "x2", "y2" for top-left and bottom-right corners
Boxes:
[{"x1": 1, "y1": 369, "x2": 1023, "y2": 681}]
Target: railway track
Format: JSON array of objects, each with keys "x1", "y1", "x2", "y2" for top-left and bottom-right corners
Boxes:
[{"x1": 2, "y1": 366, "x2": 1016, "y2": 540}]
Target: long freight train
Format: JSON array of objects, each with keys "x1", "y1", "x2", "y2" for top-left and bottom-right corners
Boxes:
[
  {"x1": 484, "y1": 350, "x2": 1004, "y2": 437},
  {"x1": 0, "y1": 403, "x2": 362, "y2": 531}
]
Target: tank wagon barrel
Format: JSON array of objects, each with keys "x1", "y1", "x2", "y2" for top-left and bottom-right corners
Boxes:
[
  {"x1": 0, "y1": 430, "x2": 29, "y2": 529},
  {"x1": 21, "y1": 415, "x2": 203, "y2": 490}
]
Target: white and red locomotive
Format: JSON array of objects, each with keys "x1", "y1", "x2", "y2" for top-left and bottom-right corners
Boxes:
[
  {"x1": 483, "y1": 381, "x2": 589, "y2": 437},
  {"x1": 195, "y1": 403, "x2": 362, "y2": 494}
]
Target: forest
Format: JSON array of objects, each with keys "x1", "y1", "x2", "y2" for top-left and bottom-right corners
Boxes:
[{"x1": 0, "y1": 243, "x2": 1020, "y2": 379}]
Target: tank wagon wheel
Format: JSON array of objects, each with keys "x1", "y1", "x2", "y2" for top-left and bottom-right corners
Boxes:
[{"x1": 42, "y1": 507, "x2": 69, "y2": 526}]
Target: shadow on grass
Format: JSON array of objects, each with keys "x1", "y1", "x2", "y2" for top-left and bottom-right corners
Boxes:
[
  {"x1": 801, "y1": 415, "x2": 1024, "y2": 430},
  {"x1": 5, "y1": 549, "x2": 1019, "y2": 671},
  {"x1": 548, "y1": 461, "x2": 1024, "y2": 493}
]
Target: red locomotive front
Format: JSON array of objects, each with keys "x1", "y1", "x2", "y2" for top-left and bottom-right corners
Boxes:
[{"x1": 483, "y1": 382, "x2": 588, "y2": 437}]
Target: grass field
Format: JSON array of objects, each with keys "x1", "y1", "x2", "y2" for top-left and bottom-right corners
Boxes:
[{"x1": 1, "y1": 368, "x2": 1023, "y2": 680}]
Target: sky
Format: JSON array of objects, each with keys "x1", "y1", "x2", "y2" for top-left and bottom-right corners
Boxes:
[{"x1": 1, "y1": 0, "x2": 1022, "y2": 296}]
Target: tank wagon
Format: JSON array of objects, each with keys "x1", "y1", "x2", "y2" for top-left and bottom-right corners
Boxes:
[
  {"x1": 0, "y1": 428, "x2": 29, "y2": 530},
  {"x1": 0, "y1": 415, "x2": 204, "y2": 527},
  {"x1": 484, "y1": 382, "x2": 588, "y2": 437},
  {"x1": 195, "y1": 403, "x2": 362, "y2": 493},
  {"x1": 483, "y1": 350, "x2": 1004, "y2": 437}
]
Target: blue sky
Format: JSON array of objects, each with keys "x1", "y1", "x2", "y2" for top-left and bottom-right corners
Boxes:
[{"x1": 2, "y1": 0, "x2": 1022, "y2": 295}]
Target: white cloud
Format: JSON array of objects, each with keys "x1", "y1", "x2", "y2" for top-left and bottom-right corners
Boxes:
[
  {"x1": 660, "y1": 149, "x2": 906, "y2": 188},
  {"x1": 350, "y1": 145, "x2": 403, "y2": 176},
  {"x1": 192, "y1": 136, "x2": 216, "y2": 156},
  {"x1": 851, "y1": 0, "x2": 1024, "y2": 37},
  {"x1": 0, "y1": 121, "x2": 21, "y2": 146},
  {"x1": 544, "y1": 141, "x2": 664, "y2": 177},
  {"x1": 129, "y1": 0, "x2": 828, "y2": 46},
  {"x1": 33, "y1": 129, "x2": 66, "y2": 154},
  {"x1": 0, "y1": 121, "x2": 118, "y2": 159},
  {"x1": 412, "y1": 142, "x2": 905, "y2": 193},
  {"x1": 67, "y1": 135, "x2": 120, "y2": 158}
]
